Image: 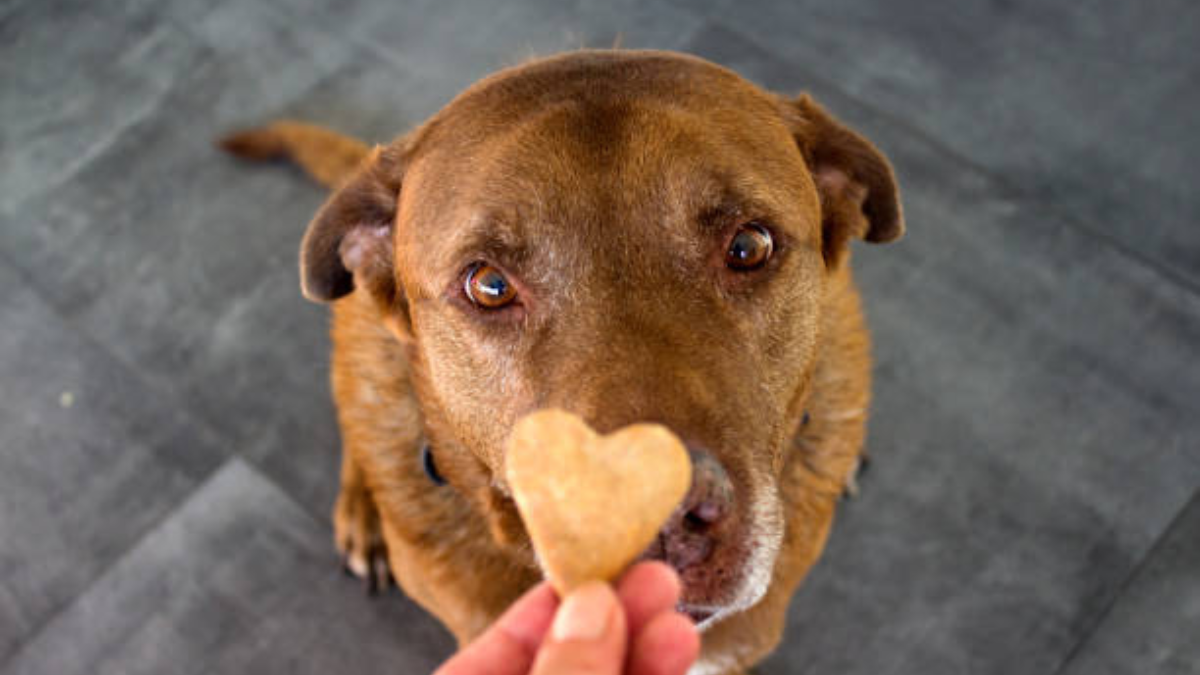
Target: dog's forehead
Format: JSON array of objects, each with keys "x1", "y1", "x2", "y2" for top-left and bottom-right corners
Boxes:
[
  {"x1": 395, "y1": 51, "x2": 817, "y2": 297},
  {"x1": 421, "y1": 50, "x2": 778, "y2": 139},
  {"x1": 406, "y1": 51, "x2": 798, "y2": 184}
]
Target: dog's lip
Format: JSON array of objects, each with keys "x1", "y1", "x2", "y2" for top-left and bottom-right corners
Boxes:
[{"x1": 677, "y1": 602, "x2": 717, "y2": 625}]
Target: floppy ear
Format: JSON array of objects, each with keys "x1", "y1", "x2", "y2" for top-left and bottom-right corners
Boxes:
[
  {"x1": 300, "y1": 144, "x2": 405, "y2": 310},
  {"x1": 786, "y1": 94, "x2": 904, "y2": 266}
]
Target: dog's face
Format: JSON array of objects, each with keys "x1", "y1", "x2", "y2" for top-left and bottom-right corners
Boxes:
[{"x1": 300, "y1": 51, "x2": 901, "y2": 628}]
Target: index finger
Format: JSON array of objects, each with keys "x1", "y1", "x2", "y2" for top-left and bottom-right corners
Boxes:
[{"x1": 435, "y1": 582, "x2": 560, "y2": 675}]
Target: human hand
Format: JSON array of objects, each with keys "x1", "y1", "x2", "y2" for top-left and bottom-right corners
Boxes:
[{"x1": 434, "y1": 561, "x2": 700, "y2": 675}]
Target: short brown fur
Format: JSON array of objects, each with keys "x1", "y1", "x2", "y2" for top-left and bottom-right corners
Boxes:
[{"x1": 222, "y1": 49, "x2": 902, "y2": 674}]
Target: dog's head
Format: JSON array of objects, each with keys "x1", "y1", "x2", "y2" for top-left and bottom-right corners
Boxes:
[{"x1": 300, "y1": 51, "x2": 901, "y2": 628}]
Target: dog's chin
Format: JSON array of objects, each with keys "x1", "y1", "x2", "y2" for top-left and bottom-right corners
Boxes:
[
  {"x1": 674, "y1": 554, "x2": 777, "y2": 632},
  {"x1": 678, "y1": 603, "x2": 722, "y2": 631},
  {"x1": 670, "y1": 537, "x2": 783, "y2": 632},
  {"x1": 676, "y1": 492, "x2": 785, "y2": 632}
]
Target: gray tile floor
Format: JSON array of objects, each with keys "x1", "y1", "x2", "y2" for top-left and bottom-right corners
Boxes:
[{"x1": 2, "y1": 0, "x2": 1197, "y2": 673}]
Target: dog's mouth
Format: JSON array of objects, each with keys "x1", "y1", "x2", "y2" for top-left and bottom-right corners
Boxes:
[
  {"x1": 498, "y1": 439, "x2": 785, "y2": 631},
  {"x1": 645, "y1": 541, "x2": 765, "y2": 631},
  {"x1": 677, "y1": 602, "x2": 717, "y2": 625},
  {"x1": 647, "y1": 548, "x2": 750, "y2": 631},
  {"x1": 638, "y1": 505, "x2": 782, "y2": 631}
]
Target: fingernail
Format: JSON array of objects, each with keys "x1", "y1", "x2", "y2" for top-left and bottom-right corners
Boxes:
[{"x1": 551, "y1": 582, "x2": 615, "y2": 642}]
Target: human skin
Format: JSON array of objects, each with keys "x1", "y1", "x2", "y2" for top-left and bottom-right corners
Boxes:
[{"x1": 436, "y1": 561, "x2": 699, "y2": 675}]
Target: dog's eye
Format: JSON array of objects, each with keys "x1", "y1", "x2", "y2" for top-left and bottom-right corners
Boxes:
[
  {"x1": 725, "y1": 223, "x2": 773, "y2": 271},
  {"x1": 464, "y1": 263, "x2": 517, "y2": 309}
]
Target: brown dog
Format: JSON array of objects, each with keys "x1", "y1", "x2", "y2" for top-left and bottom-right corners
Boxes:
[{"x1": 222, "y1": 49, "x2": 902, "y2": 674}]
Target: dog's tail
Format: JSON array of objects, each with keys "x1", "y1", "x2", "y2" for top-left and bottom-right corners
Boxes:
[{"x1": 217, "y1": 121, "x2": 370, "y2": 189}]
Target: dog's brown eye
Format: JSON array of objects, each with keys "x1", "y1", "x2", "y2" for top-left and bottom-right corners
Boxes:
[
  {"x1": 465, "y1": 263, "x2": 517, "y2": 309},
  {"x1": 726, "y1": 224, "x2": 773, "y2": 270}
]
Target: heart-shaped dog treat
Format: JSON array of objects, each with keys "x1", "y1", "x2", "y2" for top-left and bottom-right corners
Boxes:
[{"x1": 506, "y1": 409, "x2": 692, "y2": 595}]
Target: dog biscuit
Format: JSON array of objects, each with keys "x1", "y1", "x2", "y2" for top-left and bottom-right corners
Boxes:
[{"x1": 505, "y1": 409, "x2": 692, "y2": 595}]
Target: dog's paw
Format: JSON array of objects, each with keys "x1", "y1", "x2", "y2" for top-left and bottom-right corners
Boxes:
[{"x1": 333, "y1": 485, "x2": 393, "y2": 595}]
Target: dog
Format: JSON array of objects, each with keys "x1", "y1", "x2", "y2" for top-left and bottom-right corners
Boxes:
[{"x1": 221, "y1": 49, "x2": 902, "y2": 674}]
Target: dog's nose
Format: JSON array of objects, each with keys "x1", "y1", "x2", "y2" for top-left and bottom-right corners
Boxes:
[{"x1": 657, "y1": 447, "x2": 735, "y2": 570}]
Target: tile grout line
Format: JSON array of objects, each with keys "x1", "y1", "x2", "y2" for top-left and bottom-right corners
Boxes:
[
  {"x1": 0, "y1": 242, "x2": 334, "y2": 521},
  {"x1": 697, "y1": 20, "x2": 1200, "y2": 301},
  {"x1": 4, "y1": 9, "x2": 1195, "y2": 671},
  {"x1": 0, "y1": 0, "x2": 432, "y2": 525},
  {"x1": 261, "y1": 13, "x2": 1194, "y2": 299},
  {"x1": 686, "y1": 21, "x2": 1200, "y2": 673},
  {"x1": 0, "y1": 454, "x2": 337, "y2": 675},
  {"x1": 3, "y1": 45, "x2": 174, "y2": 217},
  {"x1": 0, "y1": 456, "x2": 229, "y2": 674},
  {"x1": 0, "y1": 252, "x2": 249, "y2": 673},
  {"x1": 257, "y1": 7, "x2": 1200, "y2": 303},
  {"x1": 0, "y1": 249, "x2": 339, "y2": 670},
  {"x1": 0, "y1": 5, "x2": 374, "y2": 665},
  {"x1": 789, "y1": 29, "x2": 1200, "y2": 656},
  {"x1": 236, "y1": 20, "x2": 1200, "y2": 672},
  {"x1": 1047, "y1": 486, "x2": 1200, "y2": 675}
]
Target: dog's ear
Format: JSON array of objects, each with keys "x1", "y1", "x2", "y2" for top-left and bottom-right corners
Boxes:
[
  {"x1": 785, "y1": 94, "x2": 904, "y2": 266},
  {"x1": 300, "y1": 144, "x2": 405, "y2": 309}
]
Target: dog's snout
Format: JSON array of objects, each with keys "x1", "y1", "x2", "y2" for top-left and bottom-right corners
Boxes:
[{"x1": 656, "y1": 447, "x2": 735, "y2": 570}]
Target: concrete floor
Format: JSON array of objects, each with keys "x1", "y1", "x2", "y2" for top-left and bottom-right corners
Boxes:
[{"x1": 2, "y1": 0, "x2": 1198, "y2": 673}]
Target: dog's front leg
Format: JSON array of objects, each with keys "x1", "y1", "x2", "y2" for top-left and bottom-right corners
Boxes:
[{"x1": 333, "y1": 449, "x2": 392, "y2": 594}]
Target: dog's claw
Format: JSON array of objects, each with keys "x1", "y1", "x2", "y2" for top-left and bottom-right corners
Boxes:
[
  {"x1": 374, "y1": 550, "x2": 393, "y2": 592},
  {"x1": 333, "y1": 479, "x2": 393, "y2": 595},
  {"x1": 841, "y1": 454, "x2": 871, "y2": 500},
  {"x1": 362, "y1": 545, "x2": 392, "y2": 597}
]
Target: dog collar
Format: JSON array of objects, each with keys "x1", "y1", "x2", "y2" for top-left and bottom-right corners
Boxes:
[{"x1": 421, "y1": 443, "x2": 447, "y2": 486}]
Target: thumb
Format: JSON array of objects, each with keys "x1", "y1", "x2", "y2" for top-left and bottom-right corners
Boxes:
[{"x1": 531, "y1": 582, "x2": 627, "y2": 675}]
